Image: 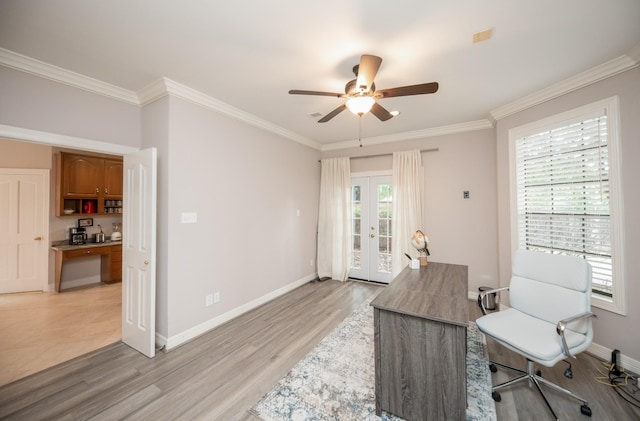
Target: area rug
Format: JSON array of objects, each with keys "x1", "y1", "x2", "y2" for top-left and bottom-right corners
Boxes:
[{"x1": 251, "y1": 298, "x2": 497, "y2": 421}]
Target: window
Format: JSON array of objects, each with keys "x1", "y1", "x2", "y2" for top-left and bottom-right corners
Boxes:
[{"x1": 510, "y1": 97, "x2": 625, "y2": 315}]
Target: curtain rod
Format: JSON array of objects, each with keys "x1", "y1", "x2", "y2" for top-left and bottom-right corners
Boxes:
[{"x1": 318, "y1": 148, "x2": 439, "y2": 162}]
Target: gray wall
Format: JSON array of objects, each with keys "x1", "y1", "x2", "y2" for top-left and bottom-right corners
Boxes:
[{"x1": 322, "y1": 129, "x2": 499, "y2": 296}]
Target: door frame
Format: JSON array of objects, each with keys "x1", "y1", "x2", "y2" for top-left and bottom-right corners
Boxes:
[
  {"x1": 350, "y1": 170, "x2": 392, "y2": 283},
  {"x1": 0, "y1": 124, "x2": 155, "y2": 357}
]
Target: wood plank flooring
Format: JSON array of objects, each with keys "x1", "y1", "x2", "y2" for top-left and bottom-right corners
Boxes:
[
  {"x1": 1, "y1": 280, "x2": 638, "y2": 420},
  {"x1": 0, "y1": 283, "x2": 121, "y2": 386}
]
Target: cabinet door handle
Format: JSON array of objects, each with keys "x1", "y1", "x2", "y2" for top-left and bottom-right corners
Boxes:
[
  {"x1": 105, "y1": 188, "x2": 108, "y2": 194},
  {"x1": 96, "y1": 187, "x2": 99, "y2": 194},
  {"x1": 34, "y1": 236, "x2": 42, "y2": 241}
]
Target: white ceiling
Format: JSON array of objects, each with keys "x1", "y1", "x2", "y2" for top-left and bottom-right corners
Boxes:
[{"x1": 1, "y1": 1, "x2": 639, "y2": 149}]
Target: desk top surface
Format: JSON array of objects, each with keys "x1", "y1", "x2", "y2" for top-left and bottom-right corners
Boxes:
[
  {"x1": 51, "y1": 241, "x2": 122, "y2": 252},
  {"x1": 371, "y1": 262, "x2": 469, "y2": 327}
]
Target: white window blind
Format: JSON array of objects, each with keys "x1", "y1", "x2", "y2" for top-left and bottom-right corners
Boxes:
[{"x1": 515, "y1": 113, "x2": 613, "y2": 296}]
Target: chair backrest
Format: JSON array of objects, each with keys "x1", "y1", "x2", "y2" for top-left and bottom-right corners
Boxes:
[{"x1": 509, "y1": 250, "x2": 592, "y2": 334}]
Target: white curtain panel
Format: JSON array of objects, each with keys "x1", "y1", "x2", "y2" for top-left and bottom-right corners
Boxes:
[
  {"x1": 317, "y1": 157, "x2": 352, "y2": 281},
  {"x1": 391, "y1": 150, "x2": 424, "y2": 278}
]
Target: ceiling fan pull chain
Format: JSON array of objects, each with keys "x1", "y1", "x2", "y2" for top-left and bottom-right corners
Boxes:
[{"x1": 359, "y1": 115, "x2": 363, "y2": 147}]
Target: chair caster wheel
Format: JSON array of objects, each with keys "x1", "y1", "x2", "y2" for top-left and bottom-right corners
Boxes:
[
  {"x1": 564, "y1": 368, "x2": 573, "y2": 379},
  {"x1": 492, "y1": 391, "x2": 502, "y2": 402},
  {"x1": 580, "y1": 404, "x2": 592, "y2": 417},
  {"x1": 535, "y1": 369, "x2": 542, "y2": 377},
  {"x1": 489, "y1": 364, "x2": 497, "y2": 373}
]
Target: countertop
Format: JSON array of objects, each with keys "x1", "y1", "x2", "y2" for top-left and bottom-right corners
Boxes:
[{"x1": 51, "y1": 240, "x2": 122, "y2": 251}]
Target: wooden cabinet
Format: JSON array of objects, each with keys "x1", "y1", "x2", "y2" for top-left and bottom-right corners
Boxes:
[
  {"x1": 56, "y1": 152, "x2": 124, "y2": 216},
  {"x1": 101, "y1": 244, "x2": 122, "y2": 283}
]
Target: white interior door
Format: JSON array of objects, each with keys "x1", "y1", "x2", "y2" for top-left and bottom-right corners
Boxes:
[
  {"x1": 0, "y1": 169, "x2": 49, "y2": 294},
  {"x1": 349, "y1": 175, "x2": 392, "y2": 283},
  {"x1": 122, "y1": 148, "x2": 157, "y2": 358}
]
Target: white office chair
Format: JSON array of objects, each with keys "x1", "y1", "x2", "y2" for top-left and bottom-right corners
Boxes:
[{"x1": 476, "y1": 250, "x2": 596, "y2": 420}]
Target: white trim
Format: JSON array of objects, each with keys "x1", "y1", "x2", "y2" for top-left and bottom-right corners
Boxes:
[
  {"x1": 0, "y1": 124, "x2": 138, "y2": 155},
  {"x1": 491, "y1": 54, "x2": 638, "y2": 121},
  {"x1": 321, "y1": 120, "x2": 494, "y2": 152},
  {"x1": 156, "y1": 273, "x2": 317, "y2": 350},
  {"x1": 351, "y1": 170, "x2": 392, "y2": 178},
  {"x1": 0, "y1": 48, "x2": 139, "y2": 105},
  {"x1": 587, "y1": 342, "x2": 640, "y2": 377},
  {"x1": 508, "y1": 97, "x2": 626, "y2": 315}
]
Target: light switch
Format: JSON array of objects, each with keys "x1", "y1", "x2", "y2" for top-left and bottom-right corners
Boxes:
[{"x1": 181, "y1": 212, "x2": 197, "y2": 224}]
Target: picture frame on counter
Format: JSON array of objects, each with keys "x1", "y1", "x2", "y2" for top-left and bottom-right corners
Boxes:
[{"x1": 78, "y1": 218, "x2": 93, "y2": 227}]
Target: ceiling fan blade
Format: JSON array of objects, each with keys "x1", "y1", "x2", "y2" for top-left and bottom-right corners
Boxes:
[
  {"x1": 318, "y1": 104, "x2": 347, "y2": 123},
  {"x1": 370, "y1": 102, "x2": 394, "y2": 121},
  {"x1": 356, "y1": 55, "x2": 382, "y2": 92},
  {"x1": 375, "y1": 82, "x2": 439, "y2": 98},
  {"x1": 289, "y1": 89, "x2": 345, "y2": 97}
]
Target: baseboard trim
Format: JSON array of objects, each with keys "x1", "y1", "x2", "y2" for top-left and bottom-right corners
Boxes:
[
  {"x1": 157, "y1": 273, "x2": 317, "y2": 351},
  {"x1": 467, "y1": 291, "x2": 640, "y2": 375}
]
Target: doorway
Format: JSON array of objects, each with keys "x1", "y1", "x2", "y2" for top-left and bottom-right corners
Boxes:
[{"x1": 349, "y1": 175, "x2": 393, "y2": 284}]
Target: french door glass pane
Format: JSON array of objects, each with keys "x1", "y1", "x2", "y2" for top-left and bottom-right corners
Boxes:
[{"x1": 377, "y1": 184, "x2": 392, "y2": 274}]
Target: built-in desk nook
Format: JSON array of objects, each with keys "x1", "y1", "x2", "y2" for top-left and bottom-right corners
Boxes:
[
  {"x1": 51, "y1": 241, "x2": 122, "y2": 292},
  {"x1": 371, "y1": 262, "x2": 469, "y2": 421}
]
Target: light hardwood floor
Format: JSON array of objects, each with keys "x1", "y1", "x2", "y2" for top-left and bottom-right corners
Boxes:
[
  {"x1": 1, "y1": 280, "x2": 638, "y2": 420},
  {"x1": 0, "y1": 283, "x2": 121, "y2": 386}
]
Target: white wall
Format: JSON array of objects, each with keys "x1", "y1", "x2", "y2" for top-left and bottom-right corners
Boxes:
[
  {"x1": 496, "y1": 68, "x2": 640, "y2": 361},
  {"x1": 322, "y1": 128, "x2": 499, "y2": 295}
]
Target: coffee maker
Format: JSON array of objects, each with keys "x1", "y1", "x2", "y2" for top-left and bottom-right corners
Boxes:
[{"x1": 70, "y1": 227, "x2": 87, "y2": 245}]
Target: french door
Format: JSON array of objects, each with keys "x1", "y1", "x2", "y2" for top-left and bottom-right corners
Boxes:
[{"x1": 349, "y1": 176, "x2": 392, "y2": 284}]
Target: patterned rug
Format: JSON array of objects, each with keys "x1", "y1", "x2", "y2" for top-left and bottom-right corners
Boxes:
[{"x1": 251, "y1": 298, "x2": 497, "y2": 421}]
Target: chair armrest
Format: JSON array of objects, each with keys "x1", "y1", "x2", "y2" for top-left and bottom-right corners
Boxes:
[
  {"x1": 556, "y1": 312, "x2": 597, "y2": 358},
  {"x1": 477, "y1": 286, "x2": 510, "y2": 316}
]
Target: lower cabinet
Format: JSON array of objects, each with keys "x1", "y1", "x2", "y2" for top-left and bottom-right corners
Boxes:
[{"x1": 101, "y1": 244, "x2": 122, "y2": 283}]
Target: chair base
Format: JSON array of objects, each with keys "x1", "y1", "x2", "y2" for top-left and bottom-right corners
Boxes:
[{"x1": 489, "y1": 359, "x2": 592, "y2": 420}]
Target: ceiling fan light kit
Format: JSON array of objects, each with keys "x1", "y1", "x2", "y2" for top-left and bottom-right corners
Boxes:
[
  {"x1": 346, "y1": 96, "x2": 375, "y2": 115},
  {"x1": 289, "y1": 54, "x2": 439, "y2": 123}
]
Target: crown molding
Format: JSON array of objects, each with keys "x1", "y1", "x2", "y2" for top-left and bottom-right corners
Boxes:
[
  {"x1": 490, "y1": 51, "x2": 639, "y2": 121},
  {"x1": 138, "y1": 77, "x2": 321, "y2": 150},
  {"x1": 321, "y1": 119, "x2": 494, "y2": 152},
  {"x1": 0, "y1": 48, "x2": 139, "y2": 105}
]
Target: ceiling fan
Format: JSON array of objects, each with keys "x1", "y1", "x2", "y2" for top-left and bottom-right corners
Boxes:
[{"x1": 289, "y1": 54, "x2": 439, "y2": 123}]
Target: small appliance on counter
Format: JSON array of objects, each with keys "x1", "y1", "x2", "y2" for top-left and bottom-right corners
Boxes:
[
  {"x1": 94, "y1": 224, "x2": 106, "y2": 243},
  {"x1": 70, "y1": 227, "x2": 87, "y2": 245},
  {"x1": 111, "y1": 222, "x2": 122, "y2": 241}
]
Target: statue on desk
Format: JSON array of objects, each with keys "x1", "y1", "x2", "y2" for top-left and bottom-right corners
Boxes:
[{"x1": 411, "y1": 230, "x2": 430, "y2": 266}]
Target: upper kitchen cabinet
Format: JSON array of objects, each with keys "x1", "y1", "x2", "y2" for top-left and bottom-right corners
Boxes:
[
  {"x1": 56, "y1": 152, "x2": 124, "y2": 216},
  {"x1": 103, "y1": 159, "x2": 123, "y2": 198}
]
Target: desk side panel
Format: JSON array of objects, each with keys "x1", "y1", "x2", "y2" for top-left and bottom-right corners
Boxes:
[{"x1": 378, "y1": 310, "x2": 467, "y2": 421}]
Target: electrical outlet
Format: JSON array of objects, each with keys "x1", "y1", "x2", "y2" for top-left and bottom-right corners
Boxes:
[
  {"x1": 205, "y1": 294, "x2": 213, "y2": 307},
  {"x1": 213, "y1": 292, "x2": 221, "y2": 303}
]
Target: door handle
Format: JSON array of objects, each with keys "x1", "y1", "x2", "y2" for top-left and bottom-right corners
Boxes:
[
  {"x1": 34, "y1": 236, "x2": 42, "y2": 241},
  {"x1": 370, "y1": 234, "x2": 375, "y2": 238},
  {"x1": 144, "y1": 260, "x2": 150, "y2": 265}
]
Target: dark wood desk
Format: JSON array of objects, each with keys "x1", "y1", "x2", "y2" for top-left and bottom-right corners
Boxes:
[{"x1": 371, "y1": 262, "x2": 469, "y2": 421}]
